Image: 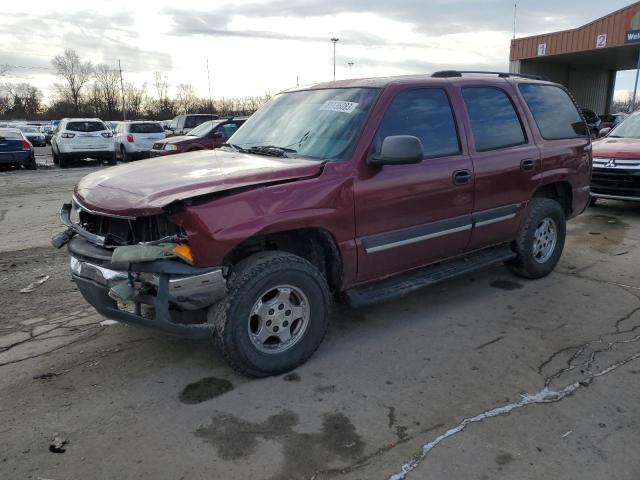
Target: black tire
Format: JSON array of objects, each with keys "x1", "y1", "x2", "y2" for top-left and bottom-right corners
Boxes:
[
  {"x1": 52, "y1": 147, "x2": 59, "y2": 165},
  {"x1": 507, "y1": 198, "x2": 566, "y2": 279},
  {"x1": 58, "y1": 153, "x2": 68, "y2": 169},
  {"x1": 24, "y1": 153, "x2": 37, "y2": 170},
  {"x1": 210, "y1": 251, "x2": 331, "y2": 377},
  {"x1": 107, "y1": 152, "x2": 117, "y2": 166}
]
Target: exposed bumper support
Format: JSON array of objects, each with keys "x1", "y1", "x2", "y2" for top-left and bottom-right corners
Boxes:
[
  {"x1": 68, "y1": 237, "x2": 226, "y2": 338},
  {"x1": 591, "y1": 192, "x2": 640, "y2": 202}
]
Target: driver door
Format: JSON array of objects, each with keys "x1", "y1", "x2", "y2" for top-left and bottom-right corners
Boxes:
[{"x1": 354, "y1": 87, "x2": 474, "y2": 282}]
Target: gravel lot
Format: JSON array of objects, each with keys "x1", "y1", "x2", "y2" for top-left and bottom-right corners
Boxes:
[{"x1": 1, "y1": 147, "x2": 639, "y2": 479}]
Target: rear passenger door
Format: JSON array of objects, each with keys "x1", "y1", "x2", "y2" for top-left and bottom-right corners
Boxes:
[
  {"x1": 354, "y1": 87, "x2": 474, "y2": 282},
  {"x1": 461, "y1": 85, "x2": 541, "y2": 251}
]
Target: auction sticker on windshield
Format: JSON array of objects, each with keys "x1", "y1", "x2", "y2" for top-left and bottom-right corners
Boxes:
[{"x1": 320, "y1": 101, "x2": 359, "y2": 113}]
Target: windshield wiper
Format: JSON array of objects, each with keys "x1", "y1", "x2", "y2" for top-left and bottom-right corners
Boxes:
[{"x1": 246, "y1": 145, "x2": 297, "y2": 157}]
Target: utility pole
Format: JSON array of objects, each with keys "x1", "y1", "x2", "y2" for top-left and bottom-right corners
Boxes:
[
  {"x1": 296, "y1": 75, "x2": 299, "y2": 87},
  {"x1": 513, "y1": 3, "x2": 517, "y2": 39},
  {"x1": 331, "y1": 38, "x2": 339, "y2": 81},
  {"x1": 348, "y1": 62, "x2": 354, "y2": 77},
  {"x1": 118, "y1": 59, "x2": 126, "y2": 121},
  {"x1": 206, "y1": 58, "x2": 213, "y2": 115},
  {"x1": 632, "y1": 47, "x2": 640, "y2": 112}
]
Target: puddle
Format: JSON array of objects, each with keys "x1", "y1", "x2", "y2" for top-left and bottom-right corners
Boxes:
[
  {"x1": 568, "y1": 214, "x2": 628, "y2": 253},
  {"x1": 179, "y1": 377, "x2": 233, "y2": 404},
  {"x1": 195, "y1": 410, "x2": 364, "y2": 479},
  {"x1": 490, "y1": 280, "x2": 524, "y2": 291}
]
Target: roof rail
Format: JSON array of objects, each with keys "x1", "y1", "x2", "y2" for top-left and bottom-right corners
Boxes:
[{"x1": 431, "y1": 70, "x2": 546, "y2": 81}]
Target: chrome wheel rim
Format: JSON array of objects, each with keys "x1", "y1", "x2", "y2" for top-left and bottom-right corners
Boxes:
[
  {"x1": 532, "y1": 217, "x2": 557, "y2": 264},
  {"x1": 248, "y1": 285, "x2": 310, "y2": 354}
]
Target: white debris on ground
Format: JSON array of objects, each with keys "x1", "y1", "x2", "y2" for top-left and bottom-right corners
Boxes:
[{"x1": 20, "y1": 274, "x2": 50, "y2": 293}]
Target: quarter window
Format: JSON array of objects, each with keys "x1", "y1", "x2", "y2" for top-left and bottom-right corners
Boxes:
[
  {"x1": 519, "y1": 84, "x2": 588, "y2": 139},
  {"x1": 376, "y1": 88, "x2": 460, "y2": 159},
  {"x1": 462, "y1": 87, "x2": 526, "y2": 151}
]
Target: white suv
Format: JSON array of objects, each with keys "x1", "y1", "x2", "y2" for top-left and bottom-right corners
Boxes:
[
  {"x1": 51, "y1": 118, "x2": 115, "y2": 168},
  {"x1": 114, "y1": 121, "x2": 166, "y2": 162}
]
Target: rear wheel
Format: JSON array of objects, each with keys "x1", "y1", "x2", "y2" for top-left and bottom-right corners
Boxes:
[
  {"x1": 52, "y1": 147, "x2": 59, "y2": 165},
  {"x1": 210, "y1": 252, "x2": 330, "y2": 377},
  {"x1": 120, "y1": 145, "x2": 129, "y2": 163},
  {"x1": 107, "y1": 152, "x2": 117, "y2": 166},
  {"x1": 507, "y1": 198, "x2": 566, "y2": 279},
  {"x1": 24, "y1": 153, "x2": 37, "y2": 170},
  {"x1": 58, "y1": 153, "x2": 68, "y2": 169}
]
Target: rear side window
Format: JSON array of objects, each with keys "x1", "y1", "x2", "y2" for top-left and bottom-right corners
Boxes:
[
  {"x1": 519, "y1": 84, "x2": 588, "y2": 139},
  {"x1": 66, "y1": 121, "x2": 107, "y2": 132},
  {"x1": 185, "y1": 116, "x2": 214, "y2": 128},
  {"x1": 462, "y1": 87, "x2": 526, "y2": 151},
  {"x1": 376, "y1": 88, "x2": 460, "y2": 158},
  {"x1": 130, "y1": 123, "x2": 164, "y2": 134}
]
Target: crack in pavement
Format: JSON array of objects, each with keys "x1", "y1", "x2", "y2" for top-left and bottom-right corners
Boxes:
[
  {"x1": 387, "y1": 349, "x2": 640, "y2": 480},
  {"x1": 386, "y1": 300, "x2": 640, "y2": 480}
]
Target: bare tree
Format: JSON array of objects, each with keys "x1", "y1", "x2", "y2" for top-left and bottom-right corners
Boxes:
[
  {"x1": 152, "y1": 71, "x2": 173, "y2": 117},
  {"x1": 51, "y1": 49, "x2": 93, "y2": 114},
  {"x1": 125, "y1": 82, "x2": 147, "y2": 119},
  {"x1": 0, "y1": 64, "x2": 11, "y2": 76},
  {"x1": 93, "y1": 64, "x2": 120, "y2": 119},
  {"x1": 175, "y1": 83, "x2": 199, "y2": 114},
  {"x1": 1, "y1": 82, "x2": 43, "y2": 118}
]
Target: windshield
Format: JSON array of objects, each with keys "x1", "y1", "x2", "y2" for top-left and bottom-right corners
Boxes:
[
  {"x1": 187, "y1": 120, "x2": 222, "y2": 137},
  {"x1": 609, "y1": 113, "x2": 640, "y2": 138},
  {"x1": 227, "y1": 87, "x2": 381, "y2": 160}
]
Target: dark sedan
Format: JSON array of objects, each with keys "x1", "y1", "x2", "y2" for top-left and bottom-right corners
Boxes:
[
  {"x1": 16, "y1": 125, "x2": 46, "y2": 146},
  {"x1": 150, "y1": 118, "x2": 246, "y2": 157},
  {"x1": 0, "y1": 128, "x2": 37, "y2": 169}
]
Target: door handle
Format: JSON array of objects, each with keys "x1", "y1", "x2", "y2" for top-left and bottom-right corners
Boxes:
[
  {"x1": 453, "y1": 169, "x2": 473, "y2": 185},
  {"x1": 520, "y1": 158, "x2": 536, "y2": 171}
]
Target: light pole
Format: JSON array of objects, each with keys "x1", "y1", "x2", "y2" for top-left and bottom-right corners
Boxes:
[
  {"x1": 331, "y1": 38, "x2": 339, "y2": 81},
  {"x1": 348, "y1": 62, "x2": 354, "y2": 77}
]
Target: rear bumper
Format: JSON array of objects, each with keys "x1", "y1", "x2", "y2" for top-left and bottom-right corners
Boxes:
[
  {"x1": 67, "y1": 236, "x2": 226, "y2": 338},
  {"x1": 0, "y1": 151, "x2": 30, "y2": 164},
  {"x1": 59, "y1": 150, "x2": 114, "y2": 160}
]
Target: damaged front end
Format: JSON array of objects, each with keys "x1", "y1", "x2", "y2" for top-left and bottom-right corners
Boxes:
[{"x1": 53, "y1": 198, "x2": 226, "y2": 338}]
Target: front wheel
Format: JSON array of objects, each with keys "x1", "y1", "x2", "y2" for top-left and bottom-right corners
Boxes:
[
  {"x1": 507, "y1": 198, "x2": 566, "y2": 279},
  {"x1": 210, "y1": 252, "x2": 330, "y2": 377},
  {"x1": 25, "y1": 153, "x2": 37, "y2": 170}
]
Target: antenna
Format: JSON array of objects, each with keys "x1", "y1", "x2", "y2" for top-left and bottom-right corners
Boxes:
[{"x1": 206, "y1": 58, "x2": 213, "y2": 115}]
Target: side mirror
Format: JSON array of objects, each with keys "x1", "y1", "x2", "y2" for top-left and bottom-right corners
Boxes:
[
  {"x1": 369, "y1": 135, "x2": 423, "y2": 166},
  {"x1": 598, "y1": 127, "x2": 611, "y2": 138}
]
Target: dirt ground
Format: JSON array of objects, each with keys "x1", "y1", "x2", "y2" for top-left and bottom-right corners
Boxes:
[{"x1": 1, "y1": 147, "x2": 639, "y2": 480}]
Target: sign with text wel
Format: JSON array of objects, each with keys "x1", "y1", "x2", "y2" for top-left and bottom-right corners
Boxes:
[{"x1": 625, "y1": 29, "x2": 640, "y2": 43}]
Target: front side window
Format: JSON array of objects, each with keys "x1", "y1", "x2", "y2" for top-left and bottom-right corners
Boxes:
[
  {"x1": 185, "y1": 116, "x2": 214, "y2": 128},
  {"x1": 375, "y1": 88, "x2": 460, "y2": 158},
  {"x1": 519, "y1": 84, "x2": 587, "y2": 139},
  {"x1": 462, "y1": 87, "x2": 526, "y2": 151},
  {"x1": 228, "y1": 87, "x2": 381, "y2": 160},
  {"x1": 187, "y1": 120, "x2": 221, "y2": 137}
]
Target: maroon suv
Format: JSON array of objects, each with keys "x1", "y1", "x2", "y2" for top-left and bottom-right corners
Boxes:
[
  {"x1": 150, "y1": 118, "x2": 247, "y2": 157},
  {"x1": 55, "y1": 71, "x2": 591, "y2": 377}
]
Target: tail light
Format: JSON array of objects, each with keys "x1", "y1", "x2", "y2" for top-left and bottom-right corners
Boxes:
[
  {"x1": 61, "y1": 132, "x2": 75, "y2": 138},
  {"x1": 101, "y1": 132, "x2": 113, "y2": 138},
  {"x1": 126, "y1": 133, "x2": 134, "y2": 143},
  {"x1": 21, "y1": 140, "x2": 31, "y2": 150}
]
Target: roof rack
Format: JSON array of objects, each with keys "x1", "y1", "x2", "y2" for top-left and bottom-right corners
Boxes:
[{"x1": 431, "y1": 70, "x2": 546, "y2": 81}]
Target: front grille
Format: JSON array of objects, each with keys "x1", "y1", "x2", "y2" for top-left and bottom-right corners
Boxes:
[
  {"x1": 77, "y1": 209, "x2": 182, "y2": 246},
  {"x1": 592, "y1": 169, "x2": 640, "y2": 197},
  {"x1": 152, "y1": 143, "x2": 164, "y2": 150}
]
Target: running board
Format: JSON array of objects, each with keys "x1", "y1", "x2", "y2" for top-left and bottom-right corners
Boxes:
[{"x1": 344, "y1": 244, "x2": 516, "y2": 308}]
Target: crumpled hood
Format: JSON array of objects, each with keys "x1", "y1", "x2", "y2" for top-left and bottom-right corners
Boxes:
[
  {"x1": 593, "y1": 137, "x2": 640, "y2": 159},
  {"x1": 74, "y1": 149, "x2": 323, "y2": 216}
]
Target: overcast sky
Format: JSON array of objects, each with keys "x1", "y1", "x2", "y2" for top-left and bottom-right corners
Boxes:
[{"x1": 0, "y1": 0, "x2": 637, "y2": 101}]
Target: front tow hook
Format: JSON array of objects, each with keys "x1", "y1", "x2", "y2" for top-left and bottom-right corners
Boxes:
[{"x1": 51, "y1": 228, "x2": 76, "y2": 249}]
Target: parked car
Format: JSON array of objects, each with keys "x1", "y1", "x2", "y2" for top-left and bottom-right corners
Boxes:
[
  {"x1": 55, "y1": 72, "x2": 591, "y2": 376},
  {"x1": 581, "y1": 108, "x2": 601, "y2": 137},
  {"x1": 598, "y1": 112, "x2": 628, "y2": 133},
  {"x1": 0, "y1": 128, "x2": 37, "y2": 169},
  {"x1": 107, "y1": 121, "x2": 121, "y2": 133},
  {"x1": 114, "y1": 121, "x2": 166, "y2": 162},
  {"x1": 166, "y1": 114, "x2": 219, "y2": 136},
  {"x1": 51, "y1": 118, "x2": 115, "y2": 168},
  {"x1": 150, "y1": 118, "x2": 247, "y2": 157},
  {"x1": 591, "y1": 112, "x2": 640, "y2": 203},
  {"x1": 16, "y1": 125, "x2": 46, "y2": 146}
]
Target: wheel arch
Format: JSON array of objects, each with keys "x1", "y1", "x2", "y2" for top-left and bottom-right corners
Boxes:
[{"x1": 532, "y1": 180, "x2": 572, "y2": 216}]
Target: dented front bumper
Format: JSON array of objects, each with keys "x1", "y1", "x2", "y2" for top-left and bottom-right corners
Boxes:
[{"x1": 67, "y1": 236, "x2": 226, "y2": 338}]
